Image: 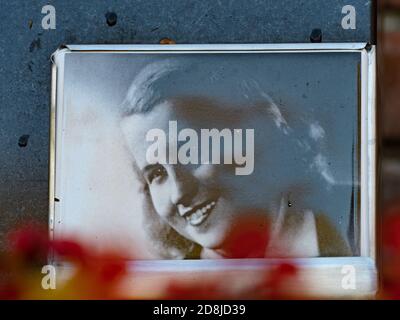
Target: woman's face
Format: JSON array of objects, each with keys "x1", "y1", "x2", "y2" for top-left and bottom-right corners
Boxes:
[{"x1": 121, "y1": 99, "x2": 273, "y2": 250}]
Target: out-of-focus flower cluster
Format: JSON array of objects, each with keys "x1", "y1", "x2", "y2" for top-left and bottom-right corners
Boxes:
[
  {"x1": 0, "y1": 219, "x2": 301, "y2": 300},
  {"x1": 0, "y1": 223, "x2": 127, "y2": 299},
  {"x1": 4, "y1": 203, "x2": 400, "y2": 300}
]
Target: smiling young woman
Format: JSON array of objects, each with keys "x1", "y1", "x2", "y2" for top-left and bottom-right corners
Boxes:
[{"x1": 119, "y1": 57, "x2": 352, "y2": 259}]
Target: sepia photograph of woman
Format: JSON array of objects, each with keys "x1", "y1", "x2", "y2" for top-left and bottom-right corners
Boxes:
[{"x1": 119, "y1": 57, "x2": 352, "y2": 260}]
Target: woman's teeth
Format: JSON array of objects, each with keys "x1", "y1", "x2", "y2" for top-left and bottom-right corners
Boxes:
[{"x1": 186, "y1": 201, "x2": 216, "y2": 226}]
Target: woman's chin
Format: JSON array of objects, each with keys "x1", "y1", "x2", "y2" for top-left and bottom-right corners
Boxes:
[
  {"x1": 181, "y1": 198, "x2": 236, "y2": 251},
  {"x1": 187, "y1": 219, "x2": 232, "y2": 251}
]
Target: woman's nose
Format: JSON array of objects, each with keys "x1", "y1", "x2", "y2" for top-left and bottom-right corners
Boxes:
[{"x1": 170, "y1": 167, "x2": 199, "y2": 207}]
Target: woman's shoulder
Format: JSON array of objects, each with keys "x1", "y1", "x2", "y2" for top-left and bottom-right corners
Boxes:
[{"x1": 268, "y1": 209, "x2": 352, "y2": 257}]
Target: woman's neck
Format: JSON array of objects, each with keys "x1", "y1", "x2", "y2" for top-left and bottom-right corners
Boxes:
[{"x1": 210, "y1": 213, "x2": 270, "y2": 259}]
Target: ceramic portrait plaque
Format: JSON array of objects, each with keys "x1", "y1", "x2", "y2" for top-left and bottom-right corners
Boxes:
[{"x1": 50, "y1": 43, "x2": 376, "y2": 297}]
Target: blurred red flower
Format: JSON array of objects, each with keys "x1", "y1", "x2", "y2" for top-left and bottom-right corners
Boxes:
[
  {"x1": 0, "y1": 222, "x2": 127, "y2": 299},
  {"x1": 221, "y1": 214, "x2": 270, "y2": 259},
  {"x1": 7, "y1": 222, "x2": 49, "y2": 266},
  {"x1": 0, "y1": 216, "x2": 302, "y2": 300}
]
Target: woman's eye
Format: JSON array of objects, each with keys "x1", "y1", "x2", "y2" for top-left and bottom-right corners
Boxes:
[{"x1": 147, "y1": 166, "x2": 167, "y2": 184}]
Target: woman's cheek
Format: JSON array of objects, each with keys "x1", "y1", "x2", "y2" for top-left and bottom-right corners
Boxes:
[
  {"x1": 149, "y1": 183, "x2": 172, "y2": 219},
  {"x1": 193, "y1": 163, "x2": 218, "y2": 180}
]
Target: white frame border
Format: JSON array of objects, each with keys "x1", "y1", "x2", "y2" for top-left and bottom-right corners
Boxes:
[{"x1": 50, "y1": 43, "x2": 377, "y2": 298}]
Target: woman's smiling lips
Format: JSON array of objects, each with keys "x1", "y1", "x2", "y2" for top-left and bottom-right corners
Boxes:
[{"x1": 178, "y1": 199, "x2": 218, "y2": 227}]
